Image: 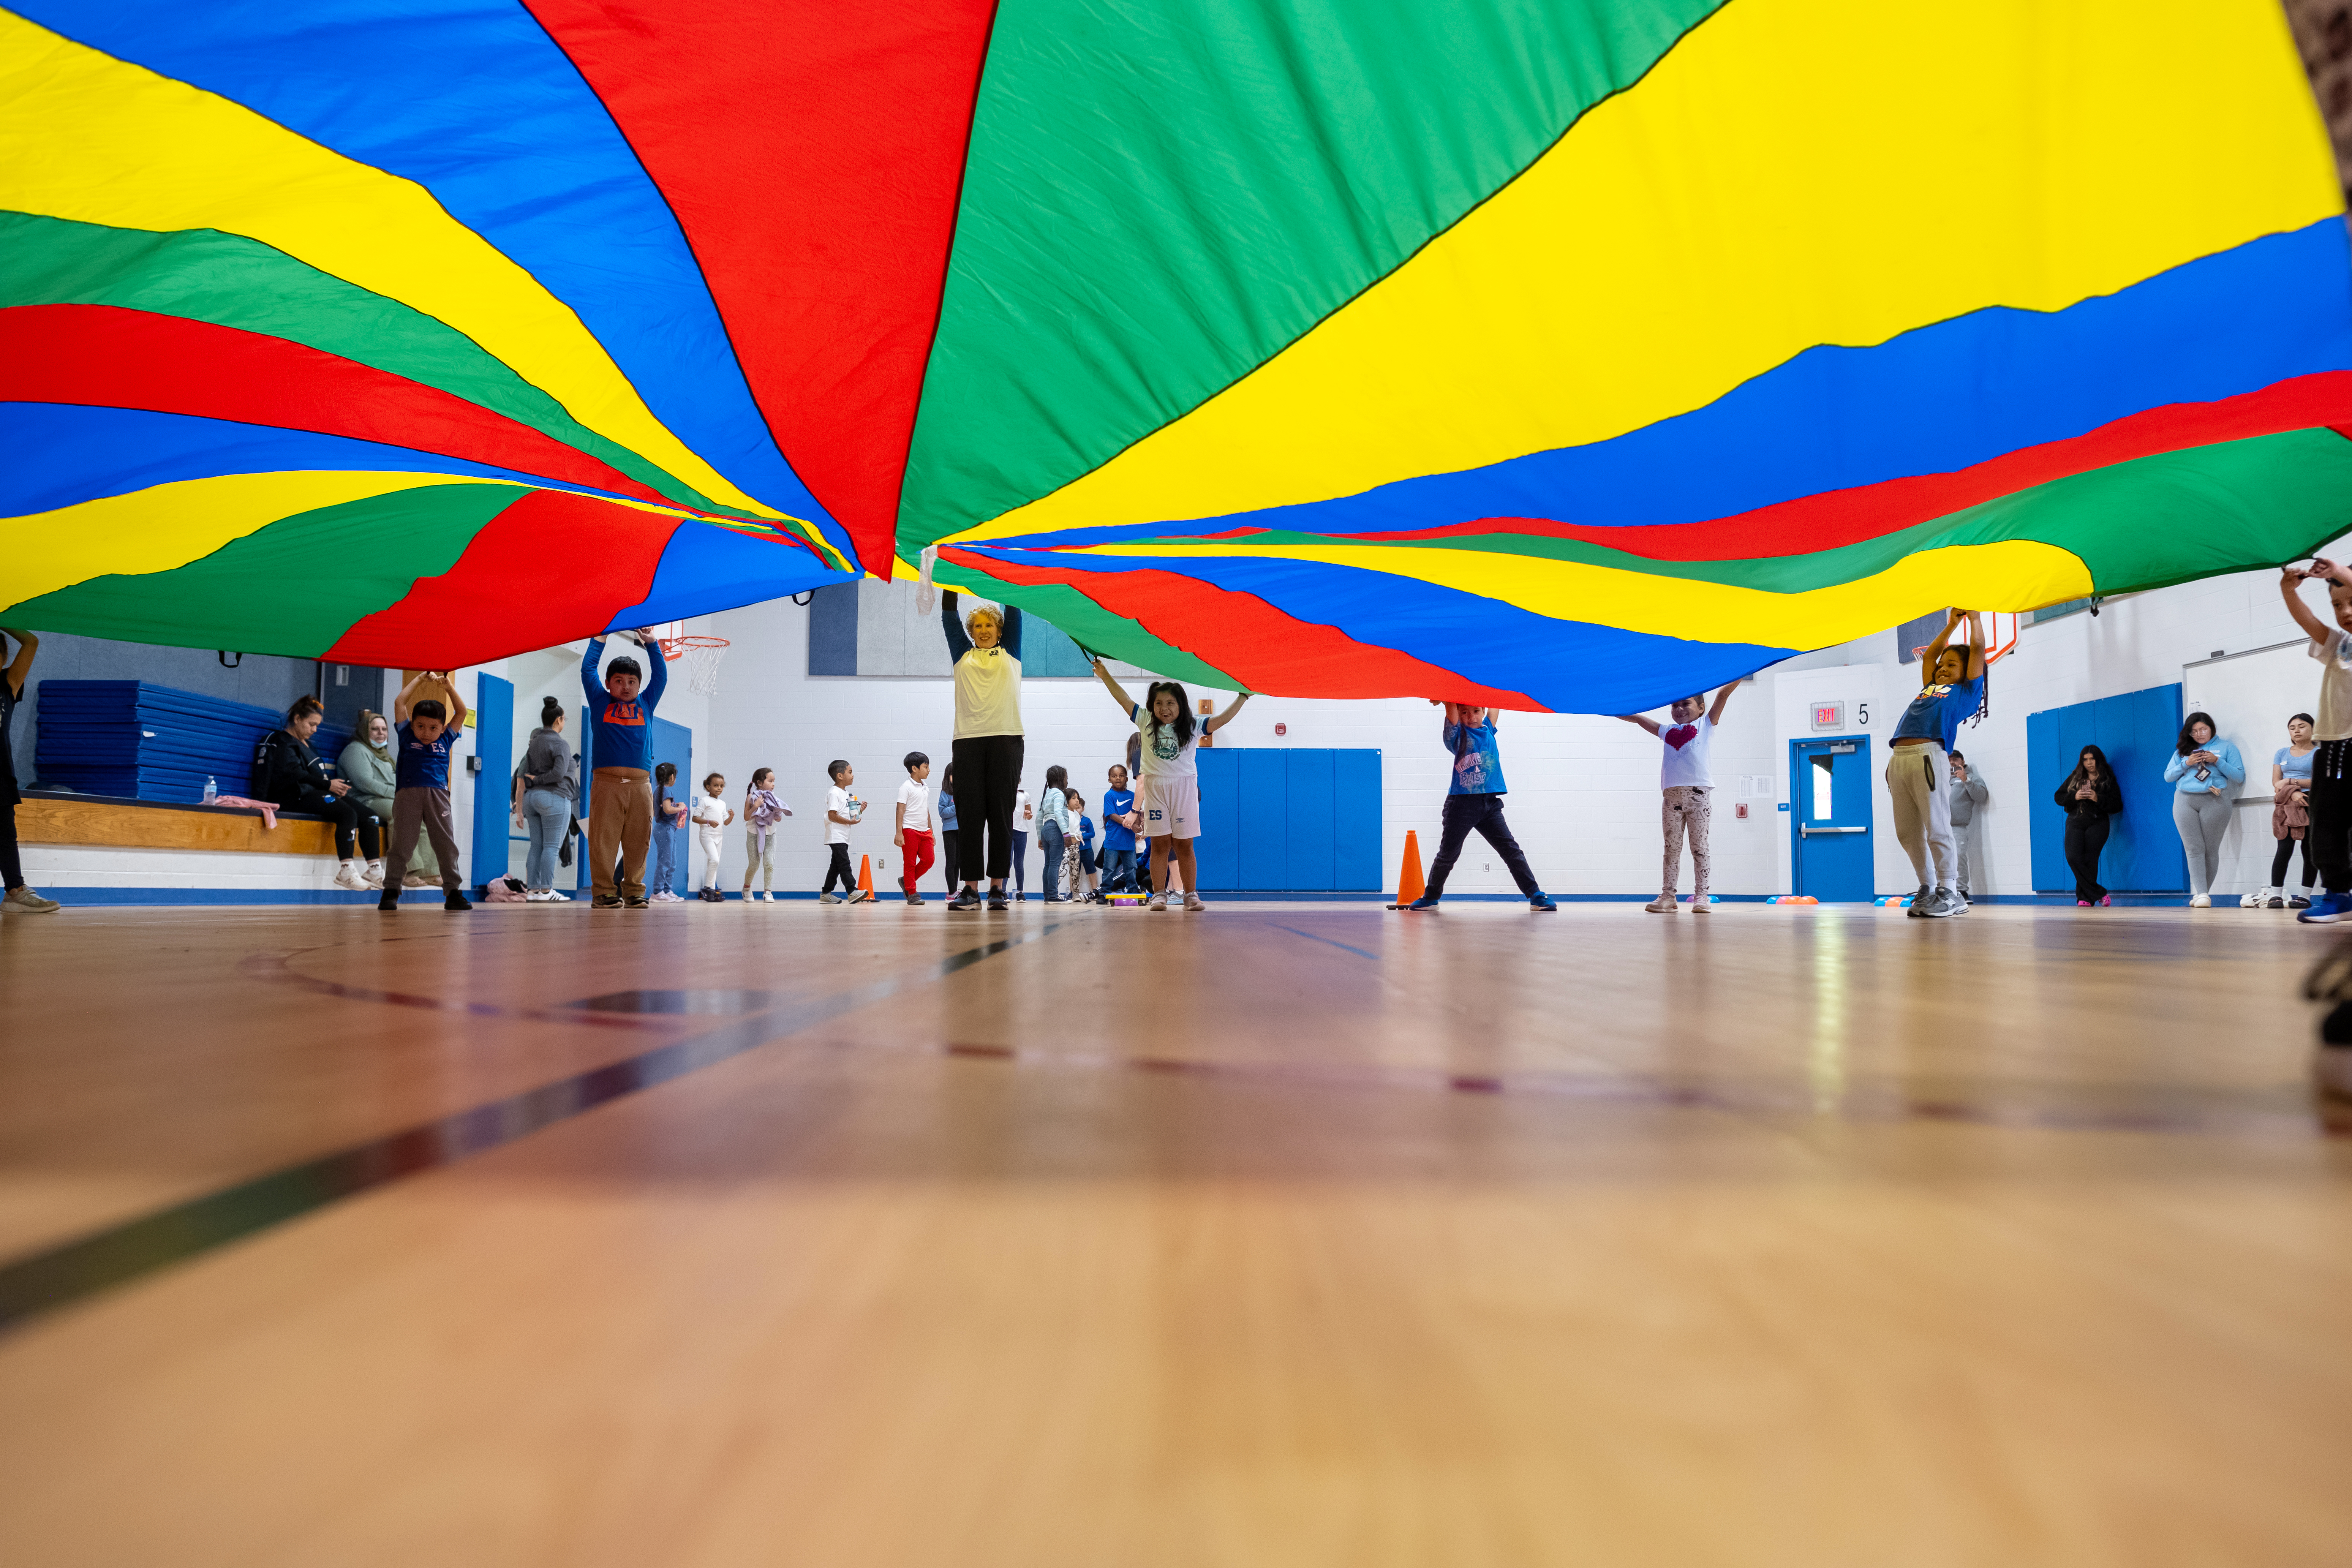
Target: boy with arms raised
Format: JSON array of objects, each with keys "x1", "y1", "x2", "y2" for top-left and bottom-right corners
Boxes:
[
  {"x1": 582, "y1": 629, "x2": 668, "y2": 909},
  {"x1": 380, "y1": 669, "x2": 471, "y2": 912}
]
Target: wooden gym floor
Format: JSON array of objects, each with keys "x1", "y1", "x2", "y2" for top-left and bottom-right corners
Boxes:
[{"x1": 0, "y1": 901, "x2": 2348, "y2": 1566}]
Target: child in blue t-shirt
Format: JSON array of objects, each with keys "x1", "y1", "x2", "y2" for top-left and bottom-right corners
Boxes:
[
  {"x1": 1886, "y1": 609, "x2": 1987, "y2": 918},
  {"x1": 381, "y1": 670, "x2": 470, "y2": 912},
  {"x1": 1405, "y1": 702, "x2": 1555, "y2": 912},
  {"x1": 1100, "y1": 764, "x2": 1140, "y2": 894}
]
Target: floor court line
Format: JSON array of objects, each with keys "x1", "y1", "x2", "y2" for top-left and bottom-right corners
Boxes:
[{"x1": 0, "y1": 923, "x2": 1062, "y2": 1336}]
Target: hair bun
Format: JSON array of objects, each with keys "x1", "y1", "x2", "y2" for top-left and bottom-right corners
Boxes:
[{"x1": 541, "y1": 695, "x2": 564, "y2": 726}]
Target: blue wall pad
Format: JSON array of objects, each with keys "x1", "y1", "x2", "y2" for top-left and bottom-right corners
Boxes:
[{"x1": 36, "y1": 681, "x2": 349, "y2": 804}]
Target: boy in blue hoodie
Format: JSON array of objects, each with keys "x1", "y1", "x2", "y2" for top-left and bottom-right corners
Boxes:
[{"x1": 582, "y1": 629, "x2": 668, "y2": 909}]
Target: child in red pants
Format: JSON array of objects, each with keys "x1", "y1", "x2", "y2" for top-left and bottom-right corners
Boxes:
[{"x1": 895, "y1": 751, "x2": 937, "y2": 906}]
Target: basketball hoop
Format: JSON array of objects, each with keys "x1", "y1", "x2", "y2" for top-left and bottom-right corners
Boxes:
[{"x1": 654, "y1": 624, "x2": 731, "y2": 697}]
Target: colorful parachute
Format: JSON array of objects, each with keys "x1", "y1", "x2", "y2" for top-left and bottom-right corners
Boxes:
[{"x1": 3, "y1": 1, "x2": 2346, "y2": 711}]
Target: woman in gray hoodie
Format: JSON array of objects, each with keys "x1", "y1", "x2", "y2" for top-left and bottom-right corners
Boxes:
[{"x1": 515, "y1": 696, "x2": 577, "y2": 901}]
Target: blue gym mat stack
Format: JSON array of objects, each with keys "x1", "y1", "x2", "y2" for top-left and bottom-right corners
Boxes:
[{"x1": 34, "y1": 682, "x2": 352, "y2": 803}]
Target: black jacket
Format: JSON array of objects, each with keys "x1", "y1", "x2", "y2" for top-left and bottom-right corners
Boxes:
[
  {"x1": 250, "y1": 728, "x2": 334, "y2": 806},
  {"x1": 2053, "y1": 772, "x2": 2123, "y2": 819}
]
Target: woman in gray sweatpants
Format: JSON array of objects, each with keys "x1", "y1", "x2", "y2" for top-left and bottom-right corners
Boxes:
[{"x1": 2164, "y1": 711, "x2": 2244, "y2": 907}]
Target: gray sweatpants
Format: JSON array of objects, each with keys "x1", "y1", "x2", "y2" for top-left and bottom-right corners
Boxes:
[
  {"x1": 2172, "y1": 790, "x2": 2230, "y2": 896},
  {"x1": 1885, "y1": 742, "x2": 1957, "y2": 890},
  {"x1": 390, "y1": 787, "x2": 463, "y2": 892},
  {"x1": 1955, "y1": 818, "x2": 1980, "y2": 894}
]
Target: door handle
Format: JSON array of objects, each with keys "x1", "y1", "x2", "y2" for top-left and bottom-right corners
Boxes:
[{"x1": 1800, "y1": 825, "x2": 1866, "y2": 835}]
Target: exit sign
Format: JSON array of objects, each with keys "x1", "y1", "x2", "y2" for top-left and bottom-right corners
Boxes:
[{"x1": 1809, "y1": 700, "x2": 1846, "y2": 732}]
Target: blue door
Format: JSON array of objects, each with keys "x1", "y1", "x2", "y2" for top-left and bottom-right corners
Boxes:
[
  {"x1": 472, "y1": 672, "x2": 514, "y2": 893},
  {"x1": 648, "y1": 715, "x2": 692, "y2": 897},
  {"x1": 1791, "y1": 736, "x2": 1873, "y2": 901}
]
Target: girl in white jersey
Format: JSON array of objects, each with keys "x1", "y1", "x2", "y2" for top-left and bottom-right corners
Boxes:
[{"x1": 1091, "y1": 661, "x2": 1249, "y2": 911}]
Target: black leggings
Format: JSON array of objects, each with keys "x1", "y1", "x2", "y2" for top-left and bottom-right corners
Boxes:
[
  {"x1": 2270, "y1": 834, "x2": 2317, "y2": 888},
  {"x1": 950, "y1": 733, "x2": 1024, "y2": 884},
  {"x1": 2064, "y1": 812, "x2": 2110, "y2": 902},
  {"x1": 283, "y1": 789, "x2": 379, "y2": 861},
  {"x1": 0, "y1": 800, "x2": 21, "y2": 890}
]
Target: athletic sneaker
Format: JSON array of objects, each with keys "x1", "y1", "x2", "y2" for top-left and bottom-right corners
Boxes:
[
  {"x1": 988, "y1": 893, "x2": 1010, "y2": 911},
  {"x1": 622, "y1": 896, "x2": 648, "y2": 910},
  {"x1": 1904, "y1": 886, "x2": 1931, "y2": 917},
  {"x1": 948, "y1": 888, "x2": 982, "y2": 911},
  {"x1": 818, "y1": 891, "x2": 842, "y2": 904},
  {"x1": 1690, "y1": 896, "x2": 1710, "y2": 914},
  {"x1": 333, "y1": 861, "x2": 368, "y2": 892},
  {"x1": 2189, "y1": 894, "x2": 2211, "y2": 909},
  {"x1": 1644, "y1": 895, "x2": 1677, "y2": 914},
  {"x1": 1148, "y1": 892, "x2": 1168, "y2": 912},
  {"x1": 362, "y1": 862, "x2": 386, "y2": 888},
  {"x1": 1014, "y1": 891, "x2": 1027, "y2": 902},
  {"x1": 1183, "y1": 892, "x2": 1206, "y2": 912},
  {"x1": 1913, "y1": 887, "x2": 1960, "y2": 919},
  {"x1": 1404, "y1": 895, "x2": 1440, "y2": 911},
  {"x1": 1, "y1": 885, "x2": 60, "y2": 914},
  {"x1": 649, "y1": 890, "x2": 680, "y2": 903},
  {"x1": 905, "y1": 892, "x2": 924, "y2": 906},
  {"x1": 1529, "y1": 895, "x2": 1557, "y2": 912},
  {"x1": 850, "y1": 889, "x2": 875, "y2": 904},
  {"x1": 2297, "y1": 892, "x2": 2352, "y2": 925}
]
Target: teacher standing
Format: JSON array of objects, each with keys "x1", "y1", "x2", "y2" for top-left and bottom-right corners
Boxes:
[
  {"x1": 941, "y1": 591, "x2": 1024, "y2": 912},
  {"x1": 2164, "y1": 711, "x2": 2243, "y2": 908}
]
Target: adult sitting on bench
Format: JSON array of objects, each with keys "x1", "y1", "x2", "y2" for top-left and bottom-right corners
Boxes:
[{"x1": 251, "y1": 695, "x2": 379, "y2": 891}]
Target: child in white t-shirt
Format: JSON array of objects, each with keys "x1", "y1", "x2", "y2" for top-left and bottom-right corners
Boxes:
[
  {"x1": 820, "y1": 759, "x2": 871, "y2": 904},
  {"x1": 1617, "y1": 684, "x2": 1737, "y2": 914},
  {"x1": 690, "y1": 772, "x2": 733, "y2": 903},
  {"x1": 1090, "y1": 660, "x2": 1250, "y2": 911},
  {"x1": 895, "y1": 751, "x2": 935, "y2": 906}
]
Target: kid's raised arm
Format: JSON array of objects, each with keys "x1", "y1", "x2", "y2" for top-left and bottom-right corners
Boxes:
[
  {"x1": 392, "y1": 669, "x2": 431, "y2": 724},
  {"x1": 1707, "y1": 681, "x2": 1739, "y2": 725},
  {"x1": 1092, "y1": 658, "x2": 1135, "y2": 714},
  {"x1": 2284, "y1": 561, "x2": 2339, "y2": 644},
  {"x1": 1615, "y1": 712, "x2": 1664, "y2": 737},
  {"x1": 1202, "y1": 691, "x2": 1251, "y2": 735}
]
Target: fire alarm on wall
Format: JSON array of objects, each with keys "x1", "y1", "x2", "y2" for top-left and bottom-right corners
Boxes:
[
  {"x1": 1274, "y1": 722, "x2": 1287, "y2": 736},
  {"x1": 1736, "y1": 801, "x2": 1749, "y2": 820}
]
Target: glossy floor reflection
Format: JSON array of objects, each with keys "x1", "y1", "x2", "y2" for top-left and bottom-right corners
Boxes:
[{"x1": 1, "y1": 902, "x2": 2347, "y2": 1566}]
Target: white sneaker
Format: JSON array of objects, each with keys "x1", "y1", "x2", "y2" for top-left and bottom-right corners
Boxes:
[
  {"x1": 757, "y1": 891, "x2": 772, "y2": 903},
  {"x1": 1183, "y1": 891, "x2": 1206, "y2": 912},
  {"x1": 2190, "y1": 894, "x2": 2211, "y2": 909},
  {"x1": 333, "y1": 861, "x2": 368, "y2": 892},
  {"x1": 818, "y1": 891, "x2": 842, "y2": 904},
  {"x1": 362, "y1": 860, "x2": 386, "y2": 888},
  {"x1": 1690, "y1": 895, "x2": 1711, "y2": 914},
  {"x1": 1645, "y1": 895, "x2": 1678, "y2": 914},
  {"x1": 1148, "y1": 892, "x2": 1168, "y2": 912},
  {"x1": 2, "y1": 885, "x2": 61, "y2": 913},
  {"x1": 650, "y1": 890, "x2": 680, "y2": 903}
]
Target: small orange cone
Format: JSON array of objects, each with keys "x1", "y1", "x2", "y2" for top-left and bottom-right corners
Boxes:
[
  {"x1": 857, "y1": 854, "x2": 876, "y2": 902},
  {"x1": 1387, "y1": 829, "x2": 1427, "y2": 909}
]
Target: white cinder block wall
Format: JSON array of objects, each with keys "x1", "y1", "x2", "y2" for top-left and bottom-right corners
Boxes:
[{"x1": 694, "y1": 537, "x2": 2352, "y2": 899}]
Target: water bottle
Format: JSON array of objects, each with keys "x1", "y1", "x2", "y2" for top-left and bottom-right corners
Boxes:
[{"x1": 202, "y1": 775, "x2": 217, "y2": 805}]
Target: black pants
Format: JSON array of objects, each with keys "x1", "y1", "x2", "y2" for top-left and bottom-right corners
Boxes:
[
  {"x1": 950, "y1": 733, "x2": 1024, "y2": 884},
  {"x1": 940, "y1": 827, "x2": 961, "y2": 890},
  {"x1": 2064, "y1": 812, "x2": 2110, "y2": 902},
  {"x1": 2270, "y1": 834, "x2": 2317, "y2": 888},
  {"x1": 0, "y1": 799, "x2": 21, "y2": 890},
  {"x1": 1425, "y1": 793, "x2": 1542, "y2": 899},
  {"x1": 821, "y1": 842, "x2": 854, "y2": 894},
  {"x1": 285, "y1": 788, "x2": 379, "y2": 861},
  {"x1": 2313, "y1": 740, "x2": 2352, "y2": 894}
]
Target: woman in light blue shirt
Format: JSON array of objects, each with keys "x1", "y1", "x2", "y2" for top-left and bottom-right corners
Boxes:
[{"x1": 2164, "y1": 711, "x2": 2245, "y2": 906}]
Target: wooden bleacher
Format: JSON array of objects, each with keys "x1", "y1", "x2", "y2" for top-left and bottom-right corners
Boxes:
[{"x1": 17, "y1": 792, "x2": 339, "y2": 856}]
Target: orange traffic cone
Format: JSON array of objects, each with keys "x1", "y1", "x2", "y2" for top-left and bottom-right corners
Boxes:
[
  {"x1": 856, "y1": 854, "x2": 876, "y2": 903},
  {"x1": 1386, "y1": 829, "x2": 1427, "y2": 910}
]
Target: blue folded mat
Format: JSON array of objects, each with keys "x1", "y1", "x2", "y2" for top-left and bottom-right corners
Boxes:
[{"x1": 36, "y1": 681, "x2": 351, "y2": 805}]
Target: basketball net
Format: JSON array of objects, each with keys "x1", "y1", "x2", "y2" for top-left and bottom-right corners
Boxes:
[{"x1": 653, "y1": 620, "x2": 730, "y2": 698}]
